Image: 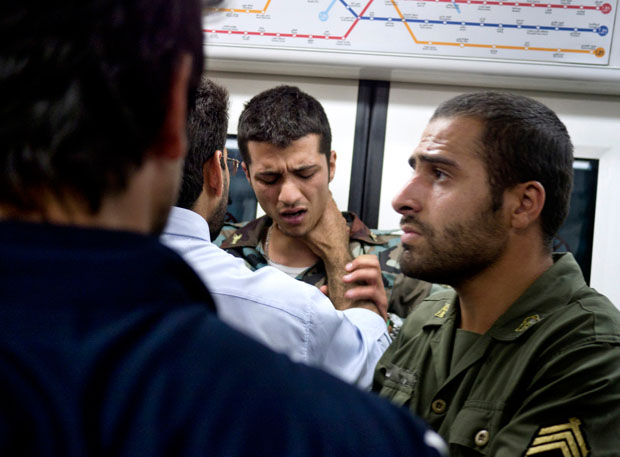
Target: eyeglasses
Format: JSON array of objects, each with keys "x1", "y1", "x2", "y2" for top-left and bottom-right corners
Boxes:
[{"x1": 226, "y1": 157, "x2": 241, "y2": 176}]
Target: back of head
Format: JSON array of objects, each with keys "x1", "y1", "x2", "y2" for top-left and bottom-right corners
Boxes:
[
  {"x1": 237, "y1": 85, "x2": 332, "y2": 167},
  {"x1": 1, "y1": 0, "x2": 210, "y2": 217},
  {"x1": 431, "y1": 91, "x2": 574, "y2": 248},
  {"x1": 177, "y1": 79, "x2": 230, "y2": 210}
]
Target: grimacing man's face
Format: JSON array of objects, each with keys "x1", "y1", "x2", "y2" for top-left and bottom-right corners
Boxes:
[{"x1": 245, "y1": 134, "x2": 335, "y2": 238}]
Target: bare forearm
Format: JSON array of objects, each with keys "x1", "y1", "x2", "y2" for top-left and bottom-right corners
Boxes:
[
  {"x1": 323, "y1": 249, "x2": 353, "y2": 310},
  {"x1": 324, "y1": 250, "x2": 380, "y2": 315}
]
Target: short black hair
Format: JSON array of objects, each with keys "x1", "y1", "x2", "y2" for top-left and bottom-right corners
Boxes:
[
  {"x1": 177, "y1": 79, "x2": 230, "y2": 209},
  {"x1": 432, "y1": 91, "x2": 574, "y2": 248},
  {"x1": 1, "y1": 0, "x2": 219, "y2": 214},
  {"x1": 237, "y1": 85, "x2": 332, "y2": 167}
]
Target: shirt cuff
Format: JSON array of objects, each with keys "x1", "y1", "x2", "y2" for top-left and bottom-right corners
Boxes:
[{"x1": 342, "y1": 307, "x2": 390, "y2": 341}]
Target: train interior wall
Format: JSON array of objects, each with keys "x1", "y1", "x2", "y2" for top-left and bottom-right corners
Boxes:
[{"x1": 207, "y1": 70, "x2": 620, "y2": 307}]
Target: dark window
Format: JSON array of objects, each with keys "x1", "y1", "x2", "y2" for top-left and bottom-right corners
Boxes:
[
  {"x1": 554, "y1": 159, "x2": 598, "y2": 284},
  {"x1": 225, "y1": 135, "x2": 257, "y2": 223}
]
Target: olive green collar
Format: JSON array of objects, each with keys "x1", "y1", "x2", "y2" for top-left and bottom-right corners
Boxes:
[{"x1": 421, "y1": 253, "x2": 586, "y2": 341}]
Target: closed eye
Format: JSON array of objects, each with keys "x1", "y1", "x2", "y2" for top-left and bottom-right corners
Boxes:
[
  {"x1": 297, "y1": 170, "x2": 316, "y2": 179},
  {"x1": 256, "y1": 174, "x2": 280, "y2": 185},
  {"x1": 295, "y1": 165, "x2": 319, "y2": 180}
]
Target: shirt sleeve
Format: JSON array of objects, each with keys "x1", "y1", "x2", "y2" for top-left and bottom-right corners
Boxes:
[
  {"x1": 203, "y1": 250, "x2": 392, "y2": 390},
  {"x1": 304, "y1": 291, "x2": 391, "y2": 390},
  {"x1": 162, "y1": 217, "x2": 391, "y2": 391},
  {"x1": 490, "y1": 342, "x2": 620, "y2": 457}
]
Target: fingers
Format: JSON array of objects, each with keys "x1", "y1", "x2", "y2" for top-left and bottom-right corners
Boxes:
[
  {"x1": 343, "y1": 255, "x2": 388, "y2": 321},
  {"x1": 344, "y1": 255, "x2": 382, "y2": 284},
  {"x1": 345, "y1": 285, "x2": 388, "y2": 321},
  {"x1": 343, "y1": 268, "x2": 382, "y2": 285},
  {"x1": 344, "y1": 285, "x2": 383, "y2": 302},
  {"x1": 346, "y1": 254, "x2": 381, "y2": 270},
  {"x1": 319, "y1": 285, "x2": 329, "y2": 296},
  {"x1": 299, "y1": 199, "x2": 348, "y2": 258},
  {"x1": 317, "y1": 198, "x2": 347, "y2": 232}
]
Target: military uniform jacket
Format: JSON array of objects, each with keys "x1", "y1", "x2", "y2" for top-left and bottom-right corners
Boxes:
[
  {"x1": 216, "y1": 212, "x2": 431, "y2": 317},
  {"x1": 374, "y1": 253, "x2": 620, "y2": 457}
]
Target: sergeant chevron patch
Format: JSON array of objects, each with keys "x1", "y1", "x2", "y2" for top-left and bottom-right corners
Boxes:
[{"x1": 525, "y1": 418, "x2": 589, "y2": 457}]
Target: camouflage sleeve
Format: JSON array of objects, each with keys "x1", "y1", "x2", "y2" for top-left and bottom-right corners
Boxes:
[
  {"x1": 388, "y1": 274, "x2": 433, "y2": 317},
  {"x1": 371, "y1": 237, "x2": 433, "y2": 318},
  {"x1": 212, "y1": 222, "x2": 239, "y2": 247},
  {"x1": 212, "y1": 222, "x2": 268, "y2": 272}
]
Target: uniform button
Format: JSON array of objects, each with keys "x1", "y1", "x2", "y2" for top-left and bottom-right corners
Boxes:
[
  {"x1": 431, "y1": 399, "x2": 447, "y2": 414},
  {"x1": 474, "y1": 429, "x2": 490, "y2": 447}
]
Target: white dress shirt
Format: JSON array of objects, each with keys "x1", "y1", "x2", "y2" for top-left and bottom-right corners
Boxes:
[{"x1": 161, "y1": 207, "x2": 390, "y2": 389}]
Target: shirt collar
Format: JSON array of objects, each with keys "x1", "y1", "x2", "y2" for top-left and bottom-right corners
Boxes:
[
  {"x1": 219, "y1": 211, "x2": 386, "y2": 249},
  {"x1": 163, "y1": 206, "x2": 212, "y2": 243},
  {"x1": 421, "y1": 292, "x2": 460, "y2": 330},
  {"x1": 346, "y1": 212, "x2": 386, "y2": 245},
  {"x1": 420, "y1": 253, "x2": 586, "y2": 341},
  {"x1": 218, "y1": 215, "x2": 271, "y2": 249},
  {"x1": 487, "y1": 253, "x2": 586, "y2": 341}
]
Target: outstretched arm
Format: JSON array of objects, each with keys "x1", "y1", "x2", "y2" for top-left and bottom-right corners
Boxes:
[{"x1": 301, "y1": 197, "x2": 383, "y2": 318}]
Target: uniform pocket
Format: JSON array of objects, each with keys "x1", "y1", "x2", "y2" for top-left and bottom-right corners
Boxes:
[
  {"x1": 377, "y1": 363, "x2": 418, "y2": 407},
  {"x1": 448, "y1": 400, "x2": 505, "y2": 456}
]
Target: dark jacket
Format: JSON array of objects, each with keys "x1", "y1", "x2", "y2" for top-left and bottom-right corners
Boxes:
[{"x1": 0, "y1": 220, "x2": 444, "y2": 457}]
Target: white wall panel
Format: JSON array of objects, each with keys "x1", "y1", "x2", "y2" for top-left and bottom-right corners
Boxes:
[
  {"x1": 205, "y1": 71, "x2": 359, "y2": 216},
  {"x1": 379, "y1": 83, "x2": 620, "y2": 306}
]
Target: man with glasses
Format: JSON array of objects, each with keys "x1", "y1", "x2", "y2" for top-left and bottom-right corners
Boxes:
[
  {"x1": 161, "y1": 79, "x2": 393, "y2": 389},
  {"x1": 227, "y1": 157, "x2": 241, "y2": 175}
]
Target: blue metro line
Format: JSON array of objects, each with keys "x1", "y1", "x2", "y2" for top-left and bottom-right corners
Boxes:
[{"x1": 338, "y1": 0, "x2": 604, "y2": 35}]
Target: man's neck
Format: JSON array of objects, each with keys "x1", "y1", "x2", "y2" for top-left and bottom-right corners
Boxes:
[
  {"x1": 0, "y1": 196, "x2": 150, "y2": 234},
  {"x1": 455, "y1": 243, "x2": 553, "y2": 334},
  {"x1": 0, "y1": 158, "x2": 173, "y2": 235},
  {"x1": 266, "y1": 223, "x2": 319, "y2": 268}
]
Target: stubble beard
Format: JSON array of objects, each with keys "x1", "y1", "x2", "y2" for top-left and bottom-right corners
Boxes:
[
  {"x1": 208, "y1": 177, "x2": 229, "y2": 240},
  {"x1": 399, "y1": 207, "x2": 508, "y2": 287},
  {"x1": 274, "y1": 219, "x2": 312, "y2": 238}
]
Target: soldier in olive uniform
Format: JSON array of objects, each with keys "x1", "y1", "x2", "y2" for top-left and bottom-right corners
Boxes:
[
  {"x1": 373, "y1": 92, "x2": 620, "y2": 456},
  {"x1": 216, "y1": 85, "x2": 432, "y2": 325}
]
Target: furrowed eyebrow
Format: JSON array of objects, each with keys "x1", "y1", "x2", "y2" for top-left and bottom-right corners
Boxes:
[
  {"x1": 294, "y1": 164, "x2": 319, "y2": 173},
  {"x1": 255, "y1": 171, "x2": 281, "y2": 179},
  {"x1": 410, "y1": 154, "x2": 459, "y2": 169},
  {"x1": 255, "y1": 164, "x2": 319, "y2": 178}
]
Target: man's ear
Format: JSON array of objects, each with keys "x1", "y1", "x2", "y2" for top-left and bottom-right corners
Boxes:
[
  {"x1": 242, "y1": 162, "x2": 251, "y2": 183},
  {"x1": 328, "y1": 150, "x2": 337, "y2": 182},
  {"x1": 203, "y1": 150, "x2": 224, "y2": 198},
  {"x1": 149, "y1": 54, "x2": 193, "y2": 160},
  {"x1": 508, "y1": 181, "x2": 546, "y2": 231}
]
